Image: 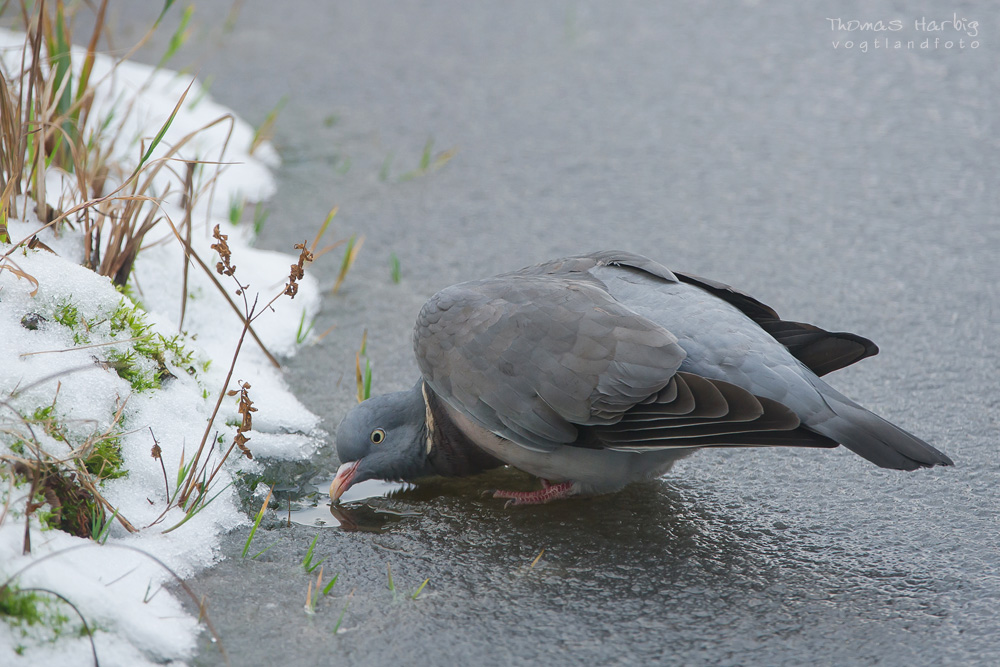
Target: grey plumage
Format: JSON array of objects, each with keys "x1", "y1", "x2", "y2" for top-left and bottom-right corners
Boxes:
[{"x1": 331, "y1": 251, "x2": 951, "y2": 503}]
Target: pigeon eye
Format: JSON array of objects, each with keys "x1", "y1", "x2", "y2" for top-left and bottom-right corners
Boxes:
[{"x1": 370, "y1": 428, "x2": 386, "y2": 445}]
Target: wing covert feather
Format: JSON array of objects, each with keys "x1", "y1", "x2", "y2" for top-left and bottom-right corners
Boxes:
[{"x1": 414, "y1": 274, "x2": 686, "y2": 450}]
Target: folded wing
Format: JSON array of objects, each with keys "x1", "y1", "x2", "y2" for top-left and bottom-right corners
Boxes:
[{"x1": 414, "y1": 273, "x2": 685, "y2": 452}]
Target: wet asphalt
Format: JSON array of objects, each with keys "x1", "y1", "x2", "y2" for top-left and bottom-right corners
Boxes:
[{"x1": 95, "y1": 1, "x2": 999, "y2": 665}]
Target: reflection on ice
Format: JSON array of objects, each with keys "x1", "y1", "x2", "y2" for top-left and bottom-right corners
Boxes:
[
  {"x1": 287, "y1": 478, "x2": 416, "y2": 531},
  {"x1": 338, "y1": 478, "x2": 413, "y2": 504}
]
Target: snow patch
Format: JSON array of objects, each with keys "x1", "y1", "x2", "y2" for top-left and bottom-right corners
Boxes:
[{"x1": 0, "y1": 27, "x2": 322, "y2": 666}]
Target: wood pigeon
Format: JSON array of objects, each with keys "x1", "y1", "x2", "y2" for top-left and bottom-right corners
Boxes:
[{"x1": 330, "y1": 252, "x2": 952, "y2": 505}]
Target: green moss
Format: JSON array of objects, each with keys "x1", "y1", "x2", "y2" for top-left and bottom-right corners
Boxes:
[
  {"x1": 0, "y1": 586, "x2": 45, "y2": 627},
  {"x1": 34, "y1": 504, "x2": 60, "y2": 531},
  {"x1": 106, "y1": 348, "x2": 160, "y2": 392},
  {"x1": 108, "y1": 299, "x2": 204, "y2": 385},
  {"x1": 53, "y1": 298, "x2": 80, "y2": 329},
  {"x1": 160, "y1": 333, "x2": 196, "y2": 369},
  {"x1": 110, "y1": 299, "x2": 153, "y2": 340},
  {"x1": 31, "y1": 405, "x2": 68, "y2": 443},
  {"x1": 0, "y1": 584, "x2": 76, "y2": 642},
  {"x1": 114, "y1": 280, "x2": 145, "y2": 310},
  {"x1": 83, "y1": 437, "x2": 126, "y2": 480},
  {"x1": 31, "y1": 405, "x2": 53, "y2": 421}
]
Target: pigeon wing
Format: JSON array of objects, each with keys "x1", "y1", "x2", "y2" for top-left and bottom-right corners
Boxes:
[
  {"x1": 674, "y1": 270, "x2": 879, "y2": 375},
  {"x1": 413, "y1": 273, "x2": 686, "y2": 452}
]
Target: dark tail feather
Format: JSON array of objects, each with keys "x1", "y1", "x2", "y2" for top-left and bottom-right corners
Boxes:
[{"x1": 806, "y1": 387, "x2": 953, "y2": 470}]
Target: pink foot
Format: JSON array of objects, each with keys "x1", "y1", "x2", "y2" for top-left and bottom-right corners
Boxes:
[{"x1": 492, "y1": 481, "x2": 575, "y2": 506}]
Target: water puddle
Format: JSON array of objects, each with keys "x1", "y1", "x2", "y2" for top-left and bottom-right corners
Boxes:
[
  {"x1": 285, "y1": 467, "x2": 553, "y2": 530},
  {"x1": 287, "y1": 478, "x2": 419, "y2": 531}
]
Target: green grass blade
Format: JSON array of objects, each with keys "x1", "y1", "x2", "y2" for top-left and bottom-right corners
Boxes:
[
  {"x1": 302, "y1": 533, "x2": 327, "y2": 572},
  {"x1": 228, "y1": 196, "x2": 244, "y2": 225},
  {"x1": 363, "y1": 359, "x2": 372, "y2": 401},
  {"x1": 322, "y1": 574, "x2": 339, "y2": 596},
  {"x1": 241, "y1": 485, "x2": 273, "y2": 558},
  {"x1": 295, "y1": 309, "x2": 314, "y2": 344},
  {"x1": 174, "y1": 457, "x2": 193, "y2": 495},
  {"x1": 252, "y1": 545, "x2": 273, "y2": 560},
  {"x1": 310, "y1": 206, "x2": 338, "y2": 253},
  {"x1": 411, "y1": 578, "x2": 429, "y2": 600},
  {"x1": 155, "y1": 0, "x2": 179, "y2": 28},
  {"x1": 137, "y1": 78, "x2": 193, "y2": 170},
  {"x1": 390, "y1": 253, "x2": 401, "y2": 284},
  {"x1": 332, "y1": 590, "x2": 353, "y2": 634},
  {"x1": 251, "y1": 95, "x2": 288, "y2": 154},
  {"x1": 302, "y1": 533, "x2": 318, "y2": 567},
  {"x1": 252, "y1": 202, "x2": 269, "y2": 236},
  {"x1": 52, "y1": 3, "x2": 74, "y2": 119},
  {"x1": 332, "y1": 235, "x2": 361, "y2": 293},
  {"x1": 157, "y1": 4, "x2": 194, "y2": 69},
  {"x1": 162, "y1": 480, "x2": 234, "y2": 533},
  {"x1": 97, "y1": 507, "x2": 120, "y2": 544}
]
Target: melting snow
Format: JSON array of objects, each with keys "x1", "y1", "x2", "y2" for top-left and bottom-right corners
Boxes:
[{"x1": 0, "y1": 27, "x2": 321, "y2": 665}]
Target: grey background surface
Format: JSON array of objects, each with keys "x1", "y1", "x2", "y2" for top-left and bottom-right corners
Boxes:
[{"x1": 80, "y1": 1, "x2": 1000, "y2": 665}]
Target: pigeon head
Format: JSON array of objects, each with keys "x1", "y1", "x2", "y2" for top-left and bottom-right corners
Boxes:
[{"x1": 330, "y1": 381, "x2": 431, "y2": 502}]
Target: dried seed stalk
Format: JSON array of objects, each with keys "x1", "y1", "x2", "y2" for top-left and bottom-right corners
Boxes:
[{"x1": 227, "y1": 381, "x2": 255, "y2": 460}]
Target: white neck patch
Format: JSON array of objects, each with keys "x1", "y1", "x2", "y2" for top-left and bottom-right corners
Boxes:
[{"x1": 421, "y1": 382, "x2": 436, "y2": 455}]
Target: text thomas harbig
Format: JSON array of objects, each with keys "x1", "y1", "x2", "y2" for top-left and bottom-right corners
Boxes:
[{"x1": 826, "y1": 15, "x2": 980, "y2": 52}]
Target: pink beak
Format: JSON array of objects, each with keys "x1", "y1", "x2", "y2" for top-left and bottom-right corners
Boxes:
[{"x1": 329, "y1": 461, "x2": 360, "y2": 503}]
